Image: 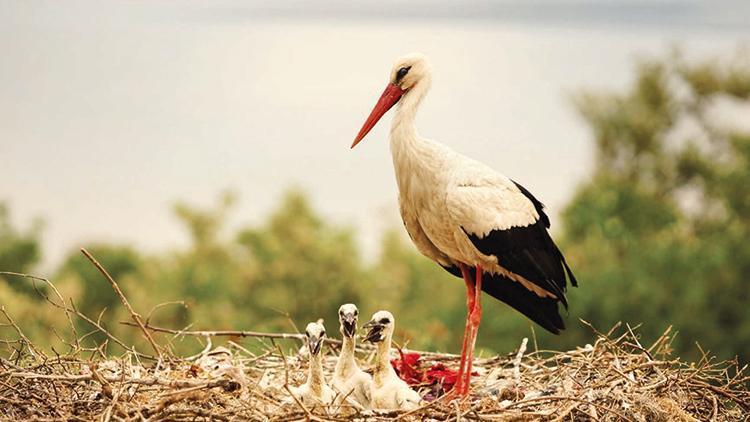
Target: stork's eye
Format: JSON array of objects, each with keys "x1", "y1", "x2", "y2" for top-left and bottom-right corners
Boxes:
[
  {"x1": 354, "y1": 310, "x2": 358, "y2": 316},
  {"x1": 396, "y1": 66, "x2": 411, "y2": 81},
  {"x1": 380, "y1": 318, "x2": 390, "y2": 324}
]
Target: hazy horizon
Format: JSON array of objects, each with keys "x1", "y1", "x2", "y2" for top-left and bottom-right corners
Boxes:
[{"x1": 2, "y1": 0, "x2": 748, "y2": 270}]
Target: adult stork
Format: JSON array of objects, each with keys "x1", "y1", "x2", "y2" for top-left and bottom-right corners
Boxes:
[{"x1": 350, "y1": 53, "x2": 577, "y2": 396}]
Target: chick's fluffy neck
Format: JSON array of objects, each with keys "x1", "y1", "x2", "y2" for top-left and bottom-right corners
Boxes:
[
  {"x1": 308, "y1": 351, "x2": 325, "y2": 394},
  {"x1": 335, "y1": 335, "x2": 358, "y2": 378},
  {"x1": 373, "y1": 332, "x2": 396, "y2": 385}
]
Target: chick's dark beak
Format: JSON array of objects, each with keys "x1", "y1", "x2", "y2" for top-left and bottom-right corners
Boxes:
[
  {"x1": 363, "y1": 320, "x2": 385, "y2": 343},
  {"x1": 342, "y1": 315, "x2": 357, "y2": 337},
  {"x1": 308, "y1": 335, "x2": 324, "y2": 355}
]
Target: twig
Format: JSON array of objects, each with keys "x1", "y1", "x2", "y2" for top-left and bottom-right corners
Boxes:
[
  {"x1": 119, "y1": 321, "x2": 333, "y2": 343},
  {"x1": 144, "y1": 301, "x2": 186, "y2": 325},
  {"x1": 7, "y1": 371, "x2": 240, "y2": 389},
  {"x1": 0, "y1": 272, "x2": 80, "y2": 352},
  {"x1": 71, "y1": 300, "x2": 154, "y2": 360},
  {"x1": 275, "y1": 344, "x2": 317, "y2": 421},
  {"x1": 80, "y1": 248, "x2": 161, "y2": 357},
  {"x1": 0, "y1": 306, "x2": 46, "y2": 359},
  {"x1": 513, "y1": 338, "x2": 528, "y2": 385},
  {"x1": 502, "y1": 395, "x2": 635, "y2": 422},
  {"x1": 183, "y1": 337, "x2": 212, "y2": 362}
]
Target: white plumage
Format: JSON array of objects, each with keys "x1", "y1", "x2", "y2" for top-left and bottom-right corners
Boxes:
[
  {"x1": 394, "y1": 137, "x2": 543, "y2": 279},
  {"x1": 351, "y1": 53, "x2": 577, "y2": 395},
  {"x1": 332, "y1": 304, "x2": 372, "y2": 409},
  {"x1": 386, "y1": 55, "x2": 544, "y2": 290},
  {"x1": 289, "y1": 322, "x2": 335, "y2": 407},
  {"x1": 362, "y1": 311, "x2": 421, "y2": 410}
]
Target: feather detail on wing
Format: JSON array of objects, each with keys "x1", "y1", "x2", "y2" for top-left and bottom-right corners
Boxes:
[
  {"x1": 446, "y1": 177, "x2": 540, "y2": 238},
  {"x1": 446, "y1": 176, "x2": 576, "y2": 310},
  {"x1": 442, "y1": 265, "x2": 565, "y2": 334}
]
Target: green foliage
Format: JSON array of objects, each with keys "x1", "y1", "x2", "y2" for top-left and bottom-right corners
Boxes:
[
  {"x1": 559, "y1": 52, "x2": 750, "y2": 362},
  {"x1": 1, "y1": 51, "x2": 748, "y2": 363},
  {"x1": 58, "y1": 245, "x2": 141, "y2": 318},
  {"x1": 368, "y1": 229, "x2": 464, "y2": 351},
  {"x1": 236, "y1": 189, "x2": 366, "y2": 330},
  {"x1": 0, "y1": 203, "x2": 42, "y2": 296}
]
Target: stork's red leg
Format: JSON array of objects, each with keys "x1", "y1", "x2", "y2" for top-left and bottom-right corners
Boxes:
[
  {"x1": 460, "y1": 265, "x2": 484, "y2": 395},
  {"x1": 454, "y1": 263, "x2": 475, "y2": 395}
]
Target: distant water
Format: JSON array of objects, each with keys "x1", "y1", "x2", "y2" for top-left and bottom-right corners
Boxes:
[{"x1": 0, "y1": 0, "x2": 747, "y2": 269}]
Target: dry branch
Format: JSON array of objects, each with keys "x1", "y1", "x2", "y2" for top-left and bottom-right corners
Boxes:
[
  {"x1": 80, "y1": 248, "x2": 161, "y2": 357},
  {"x1": 119, "y1": 321, "x2": 308, "y2": 342}
]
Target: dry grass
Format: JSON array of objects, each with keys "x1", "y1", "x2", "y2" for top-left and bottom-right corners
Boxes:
[{"x1": 0, "y1": 253, "x2": 748, "y2": 421}]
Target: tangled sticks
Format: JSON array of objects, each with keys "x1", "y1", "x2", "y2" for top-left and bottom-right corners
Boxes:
[{"x1": 0, "y1": 253, "x2": 748, "y2": 420}]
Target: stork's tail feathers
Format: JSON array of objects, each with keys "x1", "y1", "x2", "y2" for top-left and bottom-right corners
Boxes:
[
  {"x1": 442, "y1": 265, "x2": 567, "y2": 334},
  {"x1": 479, "y1": 271, "x2": 566, "y2": 334}
]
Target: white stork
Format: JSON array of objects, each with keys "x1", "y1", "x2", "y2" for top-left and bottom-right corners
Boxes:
[{"x1": 351, "y1": 53, "x2": 577, "y2": 396}]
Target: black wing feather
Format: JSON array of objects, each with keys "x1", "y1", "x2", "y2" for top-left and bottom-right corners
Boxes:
[
  {"x1": 464, "y1": 221, "x2": 572, "y2": 306},
  {"x1": 442, "y1": 265, "x2": 565, "y2": 334},
  {"x1": 465, "y1": 181, "x2": 576, "y2": 300},
  {"x1": 515, "y1": 181, "x2": 576, "y2": 284},
  {"x1": 511, "y1": 180, "x2": 577, "y2": 288},
  {"x1": 512, "y1": 180, "x2": 550, "y2": 228},
  {"x1": 444, "y1": 181, "x2": 577, "y2": 334}
]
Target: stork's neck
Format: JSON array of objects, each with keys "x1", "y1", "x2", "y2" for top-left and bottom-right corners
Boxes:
[
  {"x1": 334, "y1": 335, "x2": 357, "y2": 378},
  {"x1": 373, "y1": 333, "x2": 396, "y2": 385},
  {"x1": 308, "y1": 352, "x2": 325, "y2": 394},
  {"x1": 390, "y1": 78, "x2": 430, "y2": 146}
]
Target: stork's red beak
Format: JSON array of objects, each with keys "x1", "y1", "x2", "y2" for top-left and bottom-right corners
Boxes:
[{"x1": 351, "y1": 83, "x2": 405, "y2": 148}]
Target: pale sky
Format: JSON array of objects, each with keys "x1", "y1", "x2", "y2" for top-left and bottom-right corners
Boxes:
[{"x1": 1, "y1": 1, "x2": 748, "y2": 270}]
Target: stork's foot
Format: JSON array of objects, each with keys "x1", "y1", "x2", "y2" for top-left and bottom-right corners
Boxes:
[
  {"x1": 450, "y1": 364, "x2": 474, "y2": 398},
  {"x1": 455, "y1": 374, "x2": 473, "y2": 397},
  {"x1": 444, "y1": 386, "x2": 474, "y2": 410}
]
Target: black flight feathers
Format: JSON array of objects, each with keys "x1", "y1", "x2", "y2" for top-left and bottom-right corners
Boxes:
[
  {"x1": 442, "y1": 264, "x2": 567, "y2": 334},
  {"x1": 444, "y1": 180, "x2": 577, "y2": 335}
]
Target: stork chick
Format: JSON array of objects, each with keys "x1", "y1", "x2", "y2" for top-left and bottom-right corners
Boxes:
[
  {"x1": 289, "y1": 322, "x2": 335, "y2": 407},
  {"x1": 332, "y1": 304, "x2": 372, "y2": 409},
  {"x1": 363, "y1": 311, "x2": 421, "y2": 410}
]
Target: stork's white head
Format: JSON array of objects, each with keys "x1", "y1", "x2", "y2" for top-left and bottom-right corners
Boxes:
[
  {"x1": 338, "y1": 303, "x2": 359, "y2": 338},
  {"x1": 362, "y1": 310, "x2": 395, "y2": 344},
  {"x1": 304, "y1": 322, "x2": 327, "y2": 356},
  {"x1": 351, "y1": 53, "x2": 431, "y2": 148},
  {"x1": 389, "y1": 53, "x2": 432, "y2": 92}
]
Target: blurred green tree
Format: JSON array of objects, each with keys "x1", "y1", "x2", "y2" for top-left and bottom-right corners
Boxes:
[
  {"x1": 557, "y1": 52, "x2": 750, "y2": 362},
  {"x1": 237, "y1": 189, "x2": 366, "y2": 332},
  {"x1": 134, "y1": 192, "x2": 244, "y2": 334},
  {"x1": 367, "y1": 229, "x2": 463, "y2": 351},
  {"x1": 0, "y1": 203, "x2": 42, "y2": 296},
  {"x1": 56, "y1": 244, "x2": 141, "y2": 347},
  {"x1": 58, "y1": 245, "x2": 141, "y2": 317}
]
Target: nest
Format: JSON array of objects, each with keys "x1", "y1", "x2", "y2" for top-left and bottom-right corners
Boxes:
[
  {"x1": 1, "y1": 257, "x2": 749, "y2": 421},
  {"x1": 2, "y1": 321, "x2": 748, "y2": 421}
]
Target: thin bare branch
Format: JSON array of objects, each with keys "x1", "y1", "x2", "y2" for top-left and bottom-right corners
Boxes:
[{"x1": 80, "y1": 248, "x2": 161, "y2": 357}]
